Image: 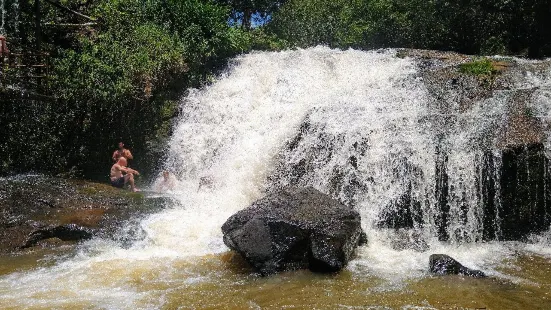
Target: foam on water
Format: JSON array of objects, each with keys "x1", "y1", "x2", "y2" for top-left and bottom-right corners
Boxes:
[{"x1": 0, "y1": 47, "x2": 550, "y2": 308}]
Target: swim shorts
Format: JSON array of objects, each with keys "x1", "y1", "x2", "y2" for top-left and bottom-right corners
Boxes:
[{"x1": 111, "y1": 176, "x2": 125, "y2": 188}]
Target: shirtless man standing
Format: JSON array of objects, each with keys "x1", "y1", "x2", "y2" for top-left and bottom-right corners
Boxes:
[
  {"x1": 112, "y1": 141, "x2": 134, "y2": 163},
  {"x1": 110, "y1": 157, "x2": 140, "y2": 192},
  {"x1": 0, "y1": 35, "x2": 9, "y2": 58}
]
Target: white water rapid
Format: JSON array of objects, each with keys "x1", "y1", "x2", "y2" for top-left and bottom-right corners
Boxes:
[{"x1": 1, "y1": 47, "x2": 550, "y2": 309}]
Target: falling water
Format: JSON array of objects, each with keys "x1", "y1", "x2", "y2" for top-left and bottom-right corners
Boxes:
[{"x1": 0, "y1": 47, "x2": 550, "y2": 308}]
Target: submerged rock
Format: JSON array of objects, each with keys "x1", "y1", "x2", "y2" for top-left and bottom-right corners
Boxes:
[
  {"x1": 222, "y1": 187, "x2": 364, "y2": 275},
  {"x1": 429, "y1": 254, "x2": 486, "y2": 278}
]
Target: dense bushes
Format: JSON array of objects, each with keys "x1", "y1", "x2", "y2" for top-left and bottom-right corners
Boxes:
[
  {"x1": 1, "y1": 0, "x2": 253, "y2": 178},
  {"x1": 49, "y1": 0, "x2": 244, "y2": 178},
  {"x1": 269, "y1": 0, "x2": 551, "y2": 57}
]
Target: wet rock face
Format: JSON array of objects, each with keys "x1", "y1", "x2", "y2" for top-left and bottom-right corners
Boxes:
[
  {"x1": 0, "y1": 175, "x2": 168, "y2": 253},
  {"x1": 22, "y1": 224, "x2": 94, "y2": 248},
  {"x1": 222, "y1": 187, "x2": 364, "y2": 275},
  {"x1": 485, "y1": 143, "x2": 551, "y2": 240},
  {"x1": 378, "y1": 61, "x2": 551, "y2": 242},
  {"x1": 377, "y1": 183, "x2": 422, "y2": 230},
  {"x1": 431, "y1": 142, "x2": 551, "y2": 242},
  {"x1": 429, "y1": 254, "x2": 486, "y2": 278}
]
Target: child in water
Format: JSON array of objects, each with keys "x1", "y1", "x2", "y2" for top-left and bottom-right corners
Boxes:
[{"x1": 154, "y1": 171, "x2": 178, "y2": 192}]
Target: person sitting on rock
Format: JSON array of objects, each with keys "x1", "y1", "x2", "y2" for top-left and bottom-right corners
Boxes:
[
  {"x1": 110, "y1": 157, "x2": 140, "y2": 192},
  {"x1": 0, "y1": 35, "x2": 9, "y2": 63},
  {"x1": 112, "y1": 141, "x2": 133, "y2": 163},
  {"x1": 0, "y1": 35, "x2": 9, "y2": 57}
]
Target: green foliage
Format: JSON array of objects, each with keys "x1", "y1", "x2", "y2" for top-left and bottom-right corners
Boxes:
[
  {"x1": 459, "y1": 58, "x2": 498, "y2": 76},
  {"x1": 268, "y1": 0, "x2": 551, "y2": 57},
  {"x1": 49, "y1": 0, "x2": 253, "y2": 178},
  {"x1": 0, "y1": 0, "x2": 255, "y2": 178},
  {"x1": 268, "y1": 0, "x2": 447, "y2": 49},
  {"x1": 269, "y1": 0, "x2": 354, "y2": 47}
]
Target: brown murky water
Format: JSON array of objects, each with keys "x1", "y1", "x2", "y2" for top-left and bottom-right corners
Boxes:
[
  {"x1": 2, "y1": 248, "x2": 547, "y2": 309},
  {"x1": 0, "y1": 246, "x2": 75, "y2": 277},
  {"x1": 158, "y1": 253, "x2": 551, "y2": 309}
]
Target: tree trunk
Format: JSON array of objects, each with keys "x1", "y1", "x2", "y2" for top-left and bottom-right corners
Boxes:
[{"x1": 243, "y1": 8, "x2": 252, "y2": 30}]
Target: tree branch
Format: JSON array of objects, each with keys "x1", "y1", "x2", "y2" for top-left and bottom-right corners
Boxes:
[{"x1": 42, "y1": 0, "x2": 96, "y2": 21}]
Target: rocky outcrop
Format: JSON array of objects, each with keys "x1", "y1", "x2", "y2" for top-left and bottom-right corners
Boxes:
[
  {"x1": 497, "y1": 143, "x2": 550, "y2": 240},
  {"x1": 429, "y1": 254, "x2": 486, "y2": 278},
  {"x1": 0, "y1": 175, "x2": 168, "y2": 254},
  {"x1": 370, "y1": 53, "x2": 551, "y2": 242},
  {"x1": 222, "y1": 187, "x2": 364, "y2": 275},
  {"x1": 22, "y1": 224, "x2": 93, "y2": 248}
]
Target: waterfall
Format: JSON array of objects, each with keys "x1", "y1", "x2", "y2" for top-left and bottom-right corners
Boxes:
[
  {"x1": 164, "y1": 47, "x2": 513, "y2": 244},
  {"x1": 0, "y1": 47, "x2": 550, "y2": 308}
]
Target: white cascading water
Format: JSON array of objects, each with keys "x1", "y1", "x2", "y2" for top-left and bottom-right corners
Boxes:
[{"x1": 0, "y1": 47, "x2": 550, "y2": 308}]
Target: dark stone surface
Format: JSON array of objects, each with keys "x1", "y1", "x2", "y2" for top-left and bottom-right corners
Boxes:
[
  {"x1": 478, "y1": 150, "x2": 499, "y2": 241},
  {"x1": 477, "y1": 143, "x2": 551, "y2": 241},
  {"x1": 429, "y1": 254, "x2": 486, "y2": 278},
  {"x1": 388, "y1": 141, "x2": 551, "y2": 242},
  {"x1": 22, "y1": 224, "x2": 94, "y2": 248},
  {"x1": 377, "y1": 183, "x2": 422, "y2": 230},
  {"x1": 498, "y1": 143, "x2": 550, "y2": 240},
  {"x1": 0, "y1": 175, "x2": 169, "y2": 253},
  {"x1": 434, "y1": 144, "x2": 450, "y2": 242},
  {"x1": 222, "y1": 187, "x2": 364, "y2": 275}
]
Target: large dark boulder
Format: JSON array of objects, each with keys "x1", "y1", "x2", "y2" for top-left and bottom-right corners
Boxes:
[
  {"x1": 429, "y1": 254, "x2": 486, "y2": 278},
  {"x1": 222, "y1": 187, "x2": 364, "y2": 275}
]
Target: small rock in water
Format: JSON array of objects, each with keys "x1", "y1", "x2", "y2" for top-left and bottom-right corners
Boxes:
[
  {"x1": 22, "y1": 224, "x2": 94, "y2": 248},
  {"x1": 222, "y1": 187, "x2": 364, "y2": 275},
  {"x1": 429, "y1": 254, "x2": 486, "y2": 278}
]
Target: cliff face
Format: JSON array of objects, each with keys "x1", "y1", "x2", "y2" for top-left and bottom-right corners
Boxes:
[
  {"x1": 265, "y1": 49, "x2": 551, "y2": 242},
  {"x1": 398, "y1": 50, "x2": 551, "y2": 241}
]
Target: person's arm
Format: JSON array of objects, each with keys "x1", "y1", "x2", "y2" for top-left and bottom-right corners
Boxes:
[
  {"x1": 125, "y1": 167, "x2": 140, "y2": 175},
  {"x1": 112, "y1": 151, "x2": 119, "y2": 162},
  {"x1": 123, "y1": 149, "x2": 133, "y2": 160}
]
